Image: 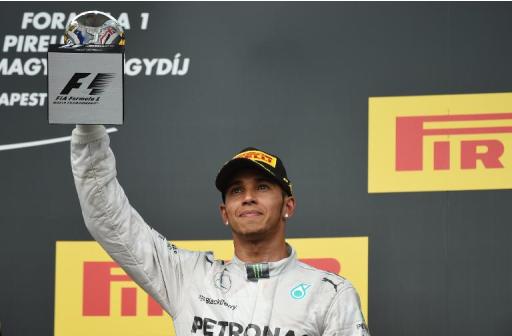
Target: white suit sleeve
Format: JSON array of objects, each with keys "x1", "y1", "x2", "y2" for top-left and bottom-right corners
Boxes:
[
  {"x1": 70, "y1": 125, "x2": 200, "y2": 318},
  {"x1": 322, "y1": 284, "x2": 370, "y2": 336}
]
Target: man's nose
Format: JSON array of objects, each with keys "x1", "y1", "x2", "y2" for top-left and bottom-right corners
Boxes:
[{"x1": 242, "y1": 189, "x2": 257, "y2": 205}]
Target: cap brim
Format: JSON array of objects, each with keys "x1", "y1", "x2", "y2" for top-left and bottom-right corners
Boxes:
[{"x1": 215, "y1": 158, "x2": 279, "y2": 194}]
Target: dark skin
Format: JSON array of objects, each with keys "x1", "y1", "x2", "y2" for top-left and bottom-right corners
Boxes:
[{"x1": 219, "y1": 168, "x2": 296, "y2": 263}]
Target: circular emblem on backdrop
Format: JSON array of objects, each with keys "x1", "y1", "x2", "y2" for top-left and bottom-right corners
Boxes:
[{"x1": 214, "y1": 271, "x2": 232, "y2": 293}]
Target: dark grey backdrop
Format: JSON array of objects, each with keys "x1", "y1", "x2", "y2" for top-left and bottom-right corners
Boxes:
[{"x1": 0, "y1": 2, "x2": 511, "y2": 336}]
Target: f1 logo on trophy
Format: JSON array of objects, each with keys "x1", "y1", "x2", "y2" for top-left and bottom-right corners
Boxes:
[{"x1": 47, "y1": 11, "x2": 125, "y2": 124}]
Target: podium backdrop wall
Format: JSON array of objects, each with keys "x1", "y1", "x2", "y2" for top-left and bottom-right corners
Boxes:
[{"x1": 0, "y1": 3, "x2": 511, "y2": 336}]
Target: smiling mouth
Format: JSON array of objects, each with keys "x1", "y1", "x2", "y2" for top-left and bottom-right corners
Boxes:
[{"x1": 239, "y1": 210, "x2": 263, "y2": 217}]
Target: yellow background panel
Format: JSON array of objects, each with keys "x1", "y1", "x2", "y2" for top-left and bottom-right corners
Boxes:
[
  {"x1": 55, "y1": 237, "x2": 368, "y2": 336},
  {"x1": 368, "y1": 92, "x2": 512, "y2": 192}
]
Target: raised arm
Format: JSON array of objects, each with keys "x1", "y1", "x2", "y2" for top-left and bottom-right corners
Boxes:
[{"x1": 70, "y1": 125, "x2": 200, "y2": 318}]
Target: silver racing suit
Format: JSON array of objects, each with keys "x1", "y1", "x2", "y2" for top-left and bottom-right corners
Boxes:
[{"x1": 70, "y1": 125, "x2": 370, "y2": 336}]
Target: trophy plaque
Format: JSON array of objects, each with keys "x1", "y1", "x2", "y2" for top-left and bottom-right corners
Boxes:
[{"x1": 47, "y1": 11, "x2": 125, "y2": 125}]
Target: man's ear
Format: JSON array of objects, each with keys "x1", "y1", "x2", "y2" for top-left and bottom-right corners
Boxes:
[
  {"x1": 283, "y1": 196, "x2": 296, "y2": 219},
  {"x1": 219, "y1": 203, "x2": 229, "y2": 226}
]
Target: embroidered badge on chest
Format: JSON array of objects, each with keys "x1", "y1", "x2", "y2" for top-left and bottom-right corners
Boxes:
[
  {"x1": 290, "y1": 283, "x2": 311, "y2": 300},
  {"x1": 214, "y1": 270, "x2": 232, "y2": 293}
]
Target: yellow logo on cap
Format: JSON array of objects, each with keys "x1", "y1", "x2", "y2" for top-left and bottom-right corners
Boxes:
[{"x1": 234, "y1": 150, "x2": 277, "y2": 168}]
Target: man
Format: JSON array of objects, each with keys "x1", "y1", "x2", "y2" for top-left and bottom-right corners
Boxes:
[{"x1": 71, "y1": 124, "x2": 370, "y2": 336}]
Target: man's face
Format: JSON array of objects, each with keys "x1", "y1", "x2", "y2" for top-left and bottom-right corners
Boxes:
[{"x1": 219, "y1": 169, "x2": 295, "y2": 240}]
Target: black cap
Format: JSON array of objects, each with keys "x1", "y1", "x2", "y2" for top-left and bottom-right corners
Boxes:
[{"x1": 215, "y1": 147, "x2": 293, "y2": 197}]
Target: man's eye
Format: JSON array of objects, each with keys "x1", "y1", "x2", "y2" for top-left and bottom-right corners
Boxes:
[
  {"x1": 257, "y1": 184, "x2": 270, "y2": 190},
  {"x1": 231, "y1": 186, "x2": 242, "y2": 194}
]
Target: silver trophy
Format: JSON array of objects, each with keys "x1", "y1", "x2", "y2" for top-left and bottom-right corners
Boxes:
[
  {"x1": 64, "y1": 11, "x2": 125, "y2": 46},
  {"x1": 47, "y1": 11, "x2": 125, "y2": 125}
]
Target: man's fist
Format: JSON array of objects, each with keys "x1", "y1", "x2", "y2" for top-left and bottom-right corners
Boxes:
[{"x1": 75, "y1": 124, "x2": 104, "y2": 134}]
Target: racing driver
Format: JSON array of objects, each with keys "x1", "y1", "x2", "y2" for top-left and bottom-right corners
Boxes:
[{"x1": 71, "y1": 124, "x2": 370, "y2": 336}]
